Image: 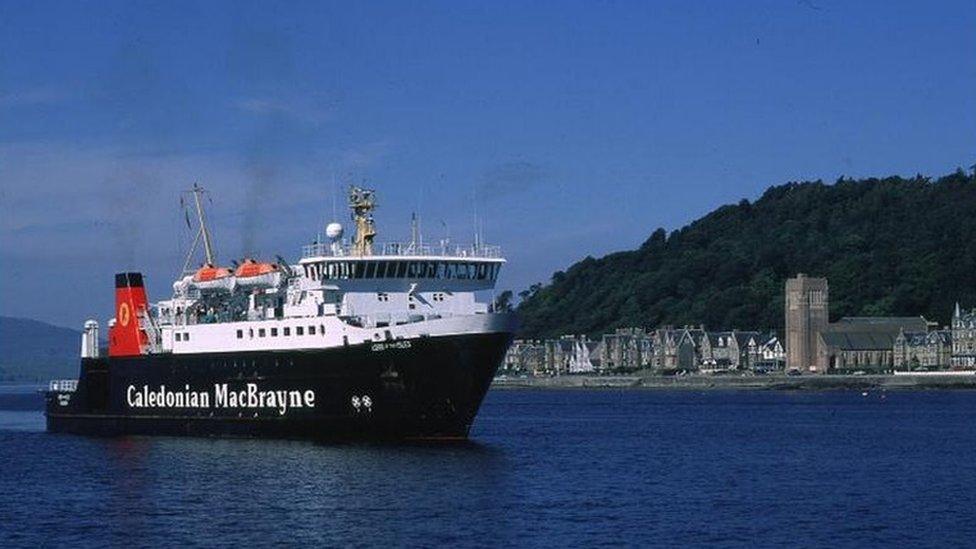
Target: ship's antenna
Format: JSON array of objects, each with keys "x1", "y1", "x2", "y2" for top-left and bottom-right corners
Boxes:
[
  {"x1": 410, "y1": 212, "x2": 418, "y2": 250},
  {"x1": 439, "y1": 219, "x2": 450, "y2": 255},
  {"x1": 417, "y1": 184, "x2": 424, "y2": 250},
  {"x1": 481, "y1": 208, "x2": 487, "y2": 248},
  {"x1": 331, "y1": 171, "x2": 338, "y2": 221},
  {"x1": 473, "y1": 186, "x2": 480, "y2": 249},
  {"x1": 192, "y1": 183, "x2": 217, "y2": 265}
]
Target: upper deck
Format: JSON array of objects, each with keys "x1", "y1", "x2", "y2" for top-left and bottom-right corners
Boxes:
[
  {"x1": 301, "y1": 241, "x2": 503, "y2": 260},
  {"x1": 299, "y1": 240, "x2": 504, "y2": 291}
]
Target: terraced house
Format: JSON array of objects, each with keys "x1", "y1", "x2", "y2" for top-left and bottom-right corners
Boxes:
[
  {"x1": 951, "y1": 303, "x2": 976, "y2": 369},
  {"x1": 893, "y1": 330, "x2": 952, "y2": 371}
]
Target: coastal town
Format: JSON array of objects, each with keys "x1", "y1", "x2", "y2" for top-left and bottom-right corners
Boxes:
[{"x1": 500, "y1": 274, "x2": 976, "y2": 378}]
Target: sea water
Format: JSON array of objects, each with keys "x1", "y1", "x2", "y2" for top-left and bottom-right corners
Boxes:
[{"x1": 2, "y1": 386, "x2": 975, "y2": 546}]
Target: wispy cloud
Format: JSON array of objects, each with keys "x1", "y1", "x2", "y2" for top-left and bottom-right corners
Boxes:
[
  {"x1": 337, "y1": 140, "x2": 391, "y2": 170},
  {"x1": 233, "y1": 97, "x2": 330, "y2": 124},
  {"x1": 0, "y1": 87, "x2": 70, "y2": 109},
  {"x1": 478, "y1": 160, "x2": 548, "y2": 202}
]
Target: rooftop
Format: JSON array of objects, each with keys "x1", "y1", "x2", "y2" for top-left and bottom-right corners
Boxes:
[{"x1": 821, "y1": 316, "x2": 930, "y2": 350}]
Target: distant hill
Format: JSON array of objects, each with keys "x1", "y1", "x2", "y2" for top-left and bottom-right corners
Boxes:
[
  {"x1": 0, "y1": 317, "x2": 80, "y2": 382},
  {"x1": 516, "y1": 169, "x2": 976, "y2": 339}
]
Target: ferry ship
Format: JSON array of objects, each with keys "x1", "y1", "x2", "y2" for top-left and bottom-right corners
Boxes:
[{"x1": 45, "y1": 185, "x2": 516, "y2": 440}]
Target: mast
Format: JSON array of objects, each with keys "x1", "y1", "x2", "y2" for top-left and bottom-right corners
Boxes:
[
  {"x1": 192, "y1": 183, "x2": 216, "y2": 265},
  {"x1": 348, "y1": 186, "x2": 377, "y2": 256},
  {"x1": 180, "y1": 183, "x2": 218, "y2": 275}
]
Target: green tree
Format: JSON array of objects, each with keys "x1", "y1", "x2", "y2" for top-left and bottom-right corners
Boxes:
[{"x1": 516, "y1": 170, "x2": 976, "y2": 338}]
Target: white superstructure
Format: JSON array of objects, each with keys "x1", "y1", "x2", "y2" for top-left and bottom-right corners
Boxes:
[{"x1": 131, "y1": 185, "x2": 508, "y2": 356}]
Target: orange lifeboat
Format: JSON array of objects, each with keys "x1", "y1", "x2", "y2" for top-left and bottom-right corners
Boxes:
[
  {"x1": 191, "y1": 263, "x2": 235, "y2": 292},
  {"x1": 234, "y1": 258, "x2": 283, "y2": 289}
]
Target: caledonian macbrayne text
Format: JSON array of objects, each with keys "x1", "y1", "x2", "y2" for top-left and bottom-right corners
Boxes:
[{"x1": 126, "y1": 384, "x2": 316, "y2": 415}]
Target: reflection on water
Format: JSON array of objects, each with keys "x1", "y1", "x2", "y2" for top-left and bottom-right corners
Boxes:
[
  {"x1": 0, "y1": 385, "x2": 516, "y2": 546},
  {"x1": 4, "y1": 386, "x2": 976, "y2": 546},
  {"x1": 0, "y1": 385, "x2": 45, "y2": 431},
  {"x1": 0, "y1": 410, "x2": 44, "y2": 431}
]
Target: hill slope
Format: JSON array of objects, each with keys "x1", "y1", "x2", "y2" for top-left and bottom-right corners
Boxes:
[
  {"x1": 0, "y1": 317, "x2": 80, "y2": 382},
  {"x1": 517, "y1": 170, "x2": 976, "y2": 338}
]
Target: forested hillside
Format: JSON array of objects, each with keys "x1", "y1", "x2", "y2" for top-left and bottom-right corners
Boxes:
[
  {"x1": 0, "y1": 317, "x2": 80, "y2": 381},
  {"x1": 516, "y1": 169, "x2": 976, "y2": 338}
]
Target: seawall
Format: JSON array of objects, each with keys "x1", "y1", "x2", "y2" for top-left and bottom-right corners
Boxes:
[{"x1": 491, "y1": 373, "x2": 976, "y2": 391}]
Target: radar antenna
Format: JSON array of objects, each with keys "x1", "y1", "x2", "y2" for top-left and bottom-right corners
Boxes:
[{"x1": 348, "y1": 185, "x2": 377, "y2": 256}]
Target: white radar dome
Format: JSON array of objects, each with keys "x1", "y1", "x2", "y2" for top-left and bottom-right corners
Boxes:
[{"x1": 326, "y1": 222, "x2": 344, "y2": 240}]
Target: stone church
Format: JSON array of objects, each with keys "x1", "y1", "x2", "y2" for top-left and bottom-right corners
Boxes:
[
  {"x1": 784, "y1": 274, "x2": 829, "y2": 372},
  {"x1": 785, "y1": 275, "x2": 931, "y2": 373}
]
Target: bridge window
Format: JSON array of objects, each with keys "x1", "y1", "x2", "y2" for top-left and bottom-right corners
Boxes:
[
  {"x1": 175, "y1": 333, "x2": 182, "y2": 342},
  {"x1": 323, "y1": 262, "x2": 352, "y2": 280},
  {"x1": 365, "y1": 262, "x2": 377, "y2": 279}
]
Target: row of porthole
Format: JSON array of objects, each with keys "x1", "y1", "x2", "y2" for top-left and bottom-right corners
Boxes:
[
  {"x1": 376, "y1": 292, "x2": 448, "y2": 302},
  {"x1": 235, "y1": 324, "x2": 327, "y2": 340}
]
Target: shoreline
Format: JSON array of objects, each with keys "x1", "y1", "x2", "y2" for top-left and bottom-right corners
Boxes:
[{"x1": 491, "y1": 373, "x2": 976, "y2": 391}]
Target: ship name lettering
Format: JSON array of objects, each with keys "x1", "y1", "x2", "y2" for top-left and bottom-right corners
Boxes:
[
  {"x1": 125, "y1": 384, "x2": 314, "y2": 415},
  {"x1": 126, "y1": 384, "x2": 210, "y2": 409},
  {"x1": 371, "y1": 341, "x2": 412, "y2": 352},
  {"x1": 213, "y1": 383, "x2": 315, "y2": 415}
]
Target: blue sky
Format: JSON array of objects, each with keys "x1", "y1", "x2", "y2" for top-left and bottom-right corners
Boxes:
[{"x1": 1, "y1": 0, "x2": 974, "y2": 328}]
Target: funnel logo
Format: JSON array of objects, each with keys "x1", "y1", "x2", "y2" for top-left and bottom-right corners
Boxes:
[{"x1": 118, "y1": 302, "x2": 131, "y2": 327}]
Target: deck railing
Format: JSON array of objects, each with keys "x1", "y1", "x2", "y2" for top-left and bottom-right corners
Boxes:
[{"x1": 302, "y1": 241, "x2": 503, "y2": 259}]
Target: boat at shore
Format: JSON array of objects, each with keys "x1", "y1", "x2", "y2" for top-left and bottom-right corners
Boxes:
[{"x1": 45, "y1": 184, "x2": 515, "y2": 440}]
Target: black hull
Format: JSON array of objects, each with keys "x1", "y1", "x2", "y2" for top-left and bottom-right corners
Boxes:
[{"x1": 46, "y1": 332, "x2": 512, "y2": 440}]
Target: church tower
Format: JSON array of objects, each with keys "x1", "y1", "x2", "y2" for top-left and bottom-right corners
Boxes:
[{"x1": 785, "y1": 274, "x2": 829, "y2": 373}]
